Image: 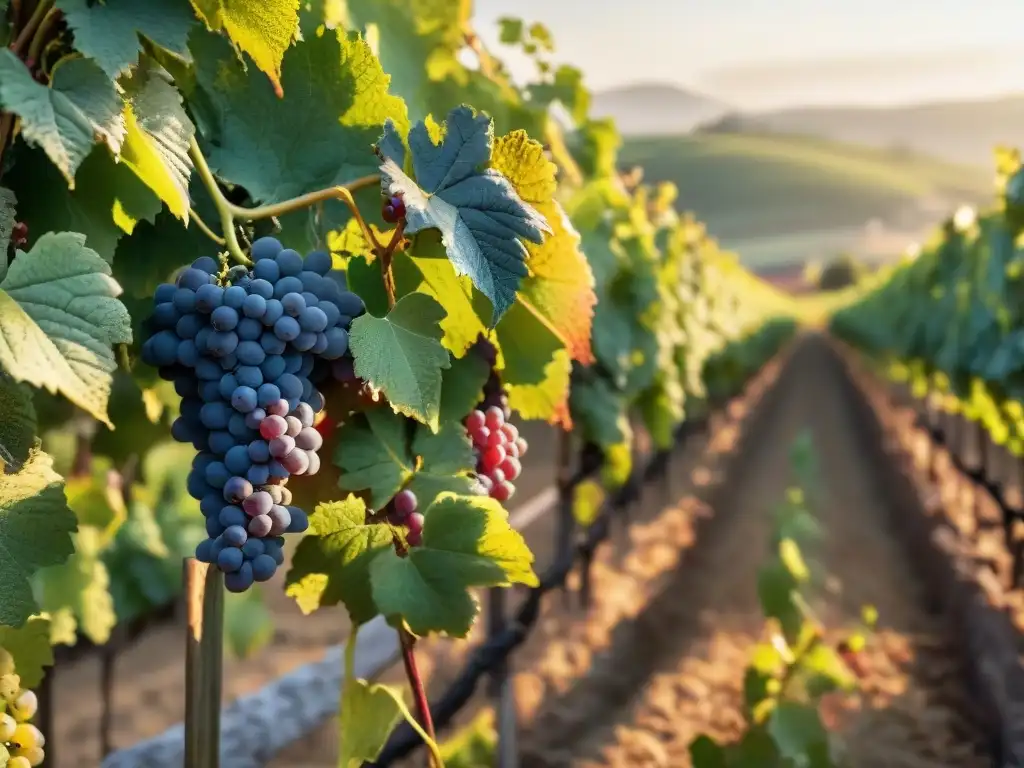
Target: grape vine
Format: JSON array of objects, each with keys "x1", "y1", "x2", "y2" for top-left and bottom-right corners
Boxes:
[{"x1": 0, "y1": 0, "x2": 796, "y2": 762}]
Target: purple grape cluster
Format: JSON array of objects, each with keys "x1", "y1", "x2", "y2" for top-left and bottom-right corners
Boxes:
[{"x1": 141, "y1": 237, "x2": 363, "y2": 591}]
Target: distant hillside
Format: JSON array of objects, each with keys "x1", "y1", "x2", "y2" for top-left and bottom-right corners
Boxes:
[
  {"x1": 700, "y1": 94, "x2": 1024, "y2": 167},
  {"x1": 590, "y1": 82, "x2": 729, "y2": 135},
  {"x1": 619, "y1": 132, "x2": 992, "y2": 269}
]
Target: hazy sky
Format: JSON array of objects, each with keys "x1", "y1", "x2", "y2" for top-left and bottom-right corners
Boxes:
[{"x1": 472, "y1": 0, "x2": 1024, "y2": 109}]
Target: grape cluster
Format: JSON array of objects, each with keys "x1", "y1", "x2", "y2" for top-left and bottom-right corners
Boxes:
[
  {"x1": 387, "y1": 489, "x2": 424, "y2": 547},
  {"x1": 466, "y1": 406, "x2": 527, "y2": 503},
  {"x1": 0, "y1": 648, "x2": 44, "y2": 768},
  {"x1": 141, "y1": 237, "x2": 364, "y2": 591}
]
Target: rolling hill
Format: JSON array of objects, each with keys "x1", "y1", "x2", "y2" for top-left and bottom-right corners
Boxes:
[
  {"x1": 618, "y1": 132, "x2": 992, "y2": 269},
  {"x1": 590, "y1": 83, "x2": 729, "y2": 135},
  {"x1": 704, "y1": 94, "x2": 1024, "y2": 167}
]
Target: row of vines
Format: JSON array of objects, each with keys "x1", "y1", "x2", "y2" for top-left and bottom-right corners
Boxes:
[
  {"x1": 0, "y1": 0, "x2": 794, "y2": 764},
  {"x1": 831, "y1": 152, "x2": 1024, "y2": 451}
]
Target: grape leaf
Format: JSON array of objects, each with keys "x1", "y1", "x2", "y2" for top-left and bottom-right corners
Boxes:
[
  {"x1": 0, "y1": 52, "x2": 125, "y2": 185},
  {"x1": 36, "y1": 526, "x2": 116, "y2": 645},
  {"x1": 376, "y1": 107, "x2": 551, "y2": 324},
  {"x1": 0, "y1": 232, "x2": 133, "y2": 426},
  {"x1": 490, "y1": 130, "x2": 596, "y2": 363},
  {"x1": 223, "y1": 588, "x2": 273, "y2": 659},
  {"x1": 349, "y1": 293, "x2": 451, "y2": 431},
  {"x1": 0, "y1": 371, "x2": 36, "y2": 473},
  {"x1": 767, "y1": 702, "x2": 829, "y2": 761},
  {"x1": 369, "y1": 492, "x2": 538, "y2": 638},
  {"x1": 339, "y1": 676, "x2": 404, "y2": 768},
  {"x1": 5, "y1": 144, "x2": 162, "y2": 264},
  {"x1": 393, "y1": 233, "x2": 489, "y2": 357},
  {"x1": 189, "y1": 26, "x2": 407, "y2": 203},
  {"x1": 439, "y1": 350, "x2": 490, "y2": 422},
  {"x1": 0, "y1": 447, "x2": 77, "y2": 628},
  {"x1": 188, "y1": 0, "x2": 299, "y2": 96},
  {"x1": 570, "y1": 374, "x2": 629, "y2": 448},
  {"x1": 285, "y1": 495, "x2": 393, "y2": 623},
  {"x1": 495, "y1": 300, "x2": 572, "y2": 425},
  {"x1": 56, "y1": 0, "x2": 197, "y2": 79},
  {"x1": 113, "y1": 208, "x2": 211, "y2": 300},
  {"x1": 0, "y1": 617, "x2": 53, "y2": 688},
  {"x1": 334, "y1": 408, "x2": 475, "y2": 510},
  {"x1": 119, "y1": 58, "x2": 196, "y2": 220}
]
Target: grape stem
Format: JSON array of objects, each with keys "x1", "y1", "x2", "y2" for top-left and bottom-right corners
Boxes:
[
  {"x1": 188, "y1": 207, "x2": 226, "y2": 246},
  {"x1": 187, "y1": 136, "x2": 380, "y2": 266},
  {"x1": 379, "y1": 221, "x2": 405, "y2": 310},
  {"x1": 26, "y1": 5, "x2": 60, "y2": 63},
  {"x1": 398, "y1": 627, "x2": 439, "y2": 767},
  {"x1": 10, "y1": 0, "x2": 52, "y2": 56}
]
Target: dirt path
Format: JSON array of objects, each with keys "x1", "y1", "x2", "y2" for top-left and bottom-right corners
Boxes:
[{"x1": 519, "y1": 336, "x2": 990, "y2": 768}]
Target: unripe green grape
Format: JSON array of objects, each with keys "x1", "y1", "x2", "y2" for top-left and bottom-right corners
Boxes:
[
  {"x1": 0, "y1": 674, "x2": 20, "y2": 702},
  {"x1": 0, "y1": 711, "x2": 16, "y2": 741},
  {"x1": 14, "y1": 745, "x2": 44, "y2": 766}
]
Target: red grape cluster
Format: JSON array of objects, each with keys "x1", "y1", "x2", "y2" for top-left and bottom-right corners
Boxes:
[
  {"x1": 388, "y1": 489, "x2": 424, "y2": 546},
  {"x1": 466, "y1": 406, "x2": 527, "y2": 503}
]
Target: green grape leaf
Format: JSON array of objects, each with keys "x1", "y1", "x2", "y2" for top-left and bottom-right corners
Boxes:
[
  {"x1": 766, "y1": 702, "x2": 829, "y2": 761},
  {"x1": 369, "y1": 493, "x2": 538, "y2": 637},
  {"x1": 36, "y1": 526, "x2": 116, "y2": 645},
  {"x1": 339, "y1": 676, "x2": 404, "y2": 768},
  {"x1": 119, "y1": 59, "x2": 196, "y2": 220},
  {"x1": 497, "y1": 17, "x2": 524, "y2": 44},
  {"x1": 0, "y1": 372, "x2": 36, "y2": 473},
  {"x1": 570, "y1": 374, "x2": 629, "y2": 448},
  {"x1": 188, "y1": 0, "x2": 299, "y2": 96},
  {"x1": 63, "y1": 456, "x2": 128, "y2": 542},
  {"x1": 190, "y1": 26, "x2": 407, "y2": 203},
  {"x1": 490, "y1": 130, "x2": 595, "y2": 364},
  {"x1": 0, "y1": 186, "x2": 15, "y2": 265},
  {"x1": 55, "y1": 0, "x2": 196, "y2": 79},
  {"x1": 689, "y1": 735, "x2": 728, "y2": 768},
  {"x1": 334, "y1": 408, "x2": 476, "y2": 510},
  {"x1": 0, "y1": 52, "x2": 125, "y2": 184},
  {"x1": 113, "y1": 208, "x2": 212, "y2": 300},
  {"x1": 438, "y1": 351, "x2": 490, "y2": 423},
  {"x1": 756, "y1": 561, "x2": 801, "y2": 643},
  {"x1": 0, "y1": 232, "x2": 133, "y2": 426},
  {"x1": 376, "y1": 107, "x2": 551, "y2": 324},
  {"x1": 285, "y1": 495, "x2": 393, "y2": 623},
  {"x1": 495, "y1": 300, "x2": 572, "y2": 425},
  {"x1": 6, "y1": 144, "x2": 162, "y2": 264},
  {"x1": 349, "y1": 293, "x2": 451, "y2": 430},
  {"x1": 0, "y1": 447, "x2": 77, "y2": 628},
  {"x1": 223, "y1": 588, "x2": 273, "y2": 659},
  {"x1": 394, "y1": 233, "x2": 489, "y2": 357},
  {"x1": 0, "y1": 617, "x2": 53, "y2": 687},
  {"x1": 527, "y1": 65, "x2": 590, "y2": 124}
]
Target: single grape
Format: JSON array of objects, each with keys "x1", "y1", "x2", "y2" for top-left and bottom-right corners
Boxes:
[
  {"x1": 207, "y1": 330, "x2": 239, "y2": 358},
  {"x1": 222, "y1": 525, "x2": 248, "y2": 548},
  {"x1": 222, "y1": 285, "x2": 246, "y2": 309},
  {"x1": 491, "y1": 481, "x2": 515, "y2": 502},
  {"x1": 176, "y1": 312, "x2": 204, "y2": 339},
  {"x1": 306, "y1": 450, "x2": 322, "y2": 476},
  {"x1": 488, "y1": 468, "x2": 506, "y2": 486},
  {"x1": 304, "y1": 250, "x2": 332, "y2": 275},
  {"x1": 472, "y1": 427, "x2": 490, "y2": 448},
  {"x1": 247, "y1": 463, "x2": 271, "y2": 486},
  {"x1": 237, "y1": 317, "x2": 263, "y2": 341},
  {"x1": 500, "y1": 456, "x2": 522, "y2": 481},
  {"x1": 236, "y1": 365, "x2": 264, "y2": 389},
  {"x1": 231, "y1": 386, "x2": 258, "y2": 413},
  {"x1": 263, "y1": 398, "x2": 287, "y2": 418},
  {"x1": 505, "y1": 441, "x2": 520, "y2": 458},
  {"x1": 196, "y1": 358, "x2": 223, "y2": 381},
  {"x1": 151, "y1": 301, "x2": 180, "y2": 329},
  {"x1": 280, "y1": 448, "x2": 310, "y2": 474},
  {"x1": 243, "y1": 295, "x2": 269, "y2": 321},
  {"x1": 260, "y1": 354, "x2": 287, "y2": 381},
  {"x1": 200, "y1": 401, "x2": 231, "y2": 430},
  {"x1": 237, "y1": 340, "x2": 266, "y2": 366},
  {"x1": 276, "y1": 249, "x2": 304, "y2": 276},
  {"x1": 482, "y1": 445, "x2": 506, "y2": 470},
  {"x1": 244, "y1": 407, "x2": 267, "y2": 430},
  {"x1": 10, "y1": 689, "x2": 37, "y2": 721},
  {"x1": 225, "y1": 561, "x2": 255, "y2": 592},
  {"x1": 407, "y1": 511, "x2": 424, "y2": 536},
  {"x1": 205, "y1": 461, "x2": 230, "y2": 488},
  {"x1": 257, "y1": 382, "x2": 281, "y2": 407},
  {"x1": 268, "y1": 505, "x2": 292, "y2": 535},
  {"x1": 274, "y1": 275, "x2": 304, "y2": 299},
  {"x1": 501, "y1": 423, "x2": 519, "y2": 442},
  {"x1": 223, "y1": 476, "x2": 253, "y2": 503},
  {"x1": 219, "y1": 505, "x2": 248, "y2": 529},
  {"x1": 394, "y1": 489, "x2": 418, "y2": 517},
  {"x1": 382, "y1": 194, "x2": 406, "y2": 223},
  {"x1": 248, "y1": 553, "x2": 276, "y2": 582},
  {"x1": 0, "y1": 712, "x2": 16, "y2": 741},
  {"x1": 269, "y1": 435, "x2": 295, "y2": 458},
  {"x1": 298, "y1": 305, "x2": 329, "y2": 333},
  {"x1": 282, "y1": 353, "x2": 303, "y2": 374},
  {"x1": 466, "y1": 410, "x2": 486, "y2": 431},
  {"x1": 249, "y1": 278, "x2": 274, "y2": 300},
  {"x1": 286, "y1": 507, "x2": 309, "y2": 533},
  {"x1": 224, "y1": 444, "x2": 252, "y2": 475},
  {"x1": 155, "y1": 282, "x2": 177, "y2": 303},
  {"x1": 211, "y1": 305, "x2": 239, "y2": 332},
  {"x1": 285, "y1": 415, "x2": 302, "y2": 437},
  {"x1": 295, "y1": 427, "x2": 323, "y2": 451},
  {"x1": 484, "y1": 406, "x2": 505, "y2": 430},
  {"x1": 243, "y1": 490, "x2": 273, "y2": 517},
  {"x1": 406, "y1": 529, "x2": 422, "y2": 547},
  {"x1": 294, "y1": 402, "x2": 315, "y2": 428},
  {"x1": 321, "y1": 327, "x2": 349, "y2": 359},
  {"x1": 485, "y1": 430, "x2": 504, "y2": 449},
  {"x1": 281, "y1": 292, "x2": 306, "y2": 317},
  {"x1": 193, "y1": 256, "x2": 220, "y2": 274},
  {"x1": 195, "y1": 538, "x2": 216, "y2": 563},
  {"x1": 260, "y1": 414, "x2": 288, "y2": 440},
  {"x1": 251, "y1": 236, "x2": 283, "y2": 262},
  {"x1": 292, "y1": 331, "x2": 317, "y2": 352},
  {"x1": 195, "y1": 283, "x2": 224, "y2": 313},
  {"x1": 515, "y1": 437, "x2": 528, "y2": 457},
  {"x1": 265, "y1": 539, "x2": 286, "y2": 565},
  {"x1": 248, "y1": 514, "x2": 273, "y2": 537},
  {"x1": 308, "y1": 389, "x2": 325, "y2": 413},
  {"x1": 217, "y1": 545, "x2": 244, "y2": 573},
  {"x1": 242, "y1": 537, "x2": 266, "y2": 559},
  {"x1": 178, "y1": 267, "x2": 211, "y2": 291},
  {"x1": 337, "y1": 291, "x2": 365, "y2": 317},
  {"x1": 263, "y1": 298, "x2": 285, "y2": 327}
]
